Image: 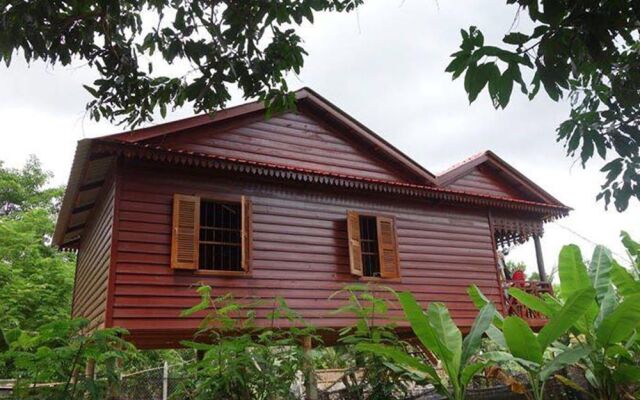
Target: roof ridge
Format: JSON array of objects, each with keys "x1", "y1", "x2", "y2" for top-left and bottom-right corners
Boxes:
[{"x1": 437, "y1": 151, "x2": 488, "y2": 176}]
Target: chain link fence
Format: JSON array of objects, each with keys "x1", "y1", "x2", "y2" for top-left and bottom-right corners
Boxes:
[{"x1": 120, "y1": 362, "x2": 191, "y2": 400}]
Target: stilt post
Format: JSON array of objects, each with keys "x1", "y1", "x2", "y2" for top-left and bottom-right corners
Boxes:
[
  {"x1": 533, "y1": 234, "x2": 547, "y2": 282},
  {"x1": 302, "y1": 336, "x2": 318, "y2": 400}
]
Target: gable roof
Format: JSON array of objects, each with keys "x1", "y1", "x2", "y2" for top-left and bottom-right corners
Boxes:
[
  {"x1": 53, "y1": 89, "x2": 570, "y2": 249},
  {"x1": 437, "y1": 150, "x2": 565, "y2": 206},
  {"x1": 104, "y1": 87, "x2": 437, "y2": 185}
]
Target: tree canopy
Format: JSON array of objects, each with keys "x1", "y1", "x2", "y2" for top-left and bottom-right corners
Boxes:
[
  {"x1": 0, "y1": 1, "x2": 637, "y2": 210},
  {"x1": 0, "y1": 0, "x2": 361, "y2": 127},
  {"x1": 0, "y1": 157, "x2": 74, "y2": 331},
  {"x1": 446, "y1": 1, "x2": 639, "y2": 211}
]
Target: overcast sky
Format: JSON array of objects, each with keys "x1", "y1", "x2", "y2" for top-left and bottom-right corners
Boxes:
[{"x1": 1, "y1": 0, "x2": 637, "y2": 276}]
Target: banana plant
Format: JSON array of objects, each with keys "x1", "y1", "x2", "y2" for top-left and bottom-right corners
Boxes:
[
  {"x1": 505, "y1": 236, "x2": 640, "y2": 399},
  {"x1": 486, "y1": 287, "x2": 596, "y2": 400},
  {"x1": 356, "y1": 291, "x2": 495, "y2": 400}
]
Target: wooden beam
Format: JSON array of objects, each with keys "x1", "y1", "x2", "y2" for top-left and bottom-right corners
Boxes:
[
  {"x1": 533, "y1": 235, "x2": 547, "y2": 282},
  {"x1": 85, "y1": 358, "x2": 96, "y2": 380},
  {"x1": 66, "y1": 223, "x2": 85, "y2": 234},
  {"x1": 72, "y1": 203, "x2": 95, "y2": 214},
  {"x1": 78, "y1": 180, "x2": 105, "y2": 192}
]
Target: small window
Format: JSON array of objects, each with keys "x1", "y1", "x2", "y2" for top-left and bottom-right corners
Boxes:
[
  {"x1": 170, "y1": 194, "x2": 251, "y2": 272},
  {"x1": 199, "y1": 200, "x2": 242, "y2": 271},
  {"x1": 346, "y1": 211, "x2": 400, "y2": 279},
  {"x1": 359, "y1": 215, "x2": 381, "y2": 277}
]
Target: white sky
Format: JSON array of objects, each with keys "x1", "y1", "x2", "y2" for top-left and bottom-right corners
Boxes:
[{"x1": 0, "y1": 0, "x2": 637, "y2": 277}]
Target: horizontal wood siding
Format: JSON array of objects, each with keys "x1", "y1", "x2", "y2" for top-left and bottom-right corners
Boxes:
[
  {"x1": 448, "y1": 166, "x2": 523, "y2": 199},
  {"x1": 71, "y1": 180, "x2": 115, "y2": 332},
  {"x1": 152, "y1": 112, "x2": 411, "y2": 182},
  {"x1": 111, "y1": 162, "x2": 503, "y2": 344}
]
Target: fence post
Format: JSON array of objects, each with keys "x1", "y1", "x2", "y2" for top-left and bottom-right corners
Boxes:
[
  {"x1": 162, "y1": 361, "x2": 169, "y2": 400},
  {"x1": 302, "y1": 336, "x2": 318, "y2": 400}
]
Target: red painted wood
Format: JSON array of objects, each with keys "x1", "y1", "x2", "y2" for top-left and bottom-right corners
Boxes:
[
  {"x1": 447, "y1": 166, "x2": 525, "y2": 199},
  {"x1": 71, "y1": 179, "x2": 115, "y2": 331},
  {"x1": 101, "y1": 161, "x2": 505, "y2": 348},
  {"x1": 146, "y1": 112, "x2": 413, "y2": 182}
]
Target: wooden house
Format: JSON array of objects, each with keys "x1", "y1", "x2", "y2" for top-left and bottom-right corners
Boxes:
[{"x1": 53, "y1": 88, "x2": 570, "y2": 349}]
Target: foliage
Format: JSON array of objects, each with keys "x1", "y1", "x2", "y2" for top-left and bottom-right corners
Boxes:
[
  {"x1": 330, "y1": 284, "x2": 411, "y2": 400},
  {"x1": 358, "y1": 289, "x2": 496, "y2": 400},
  {"x1": 0, "y1": 156, "x2": 63, "y2": 216},
  {"x1": 0, "y1": 0, "x2": 363, "y2": 127},
  {"x1": 505, "y1": 260, "x2": 527, "y2": 274},
  {"x1": 497, "y1": 233, "x2": 640, "y2": 399},
  {"x1": 172, "y1": 285, "x2": 316, "y2": 400},
  {"x1": 486, "y1": 287, "x2": 595, "y2": 400},
  {"x1": 447, "y1": 3, "x2": 640, "y2": 211},
  {"x1": 0, "y1": 318, "x2": 135, "y2": 399},
  {"x1": 0, "y1": 157, "x2": 74, "y2": 332}
]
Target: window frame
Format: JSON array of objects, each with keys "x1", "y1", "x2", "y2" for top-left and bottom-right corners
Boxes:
[
  {"x1": 171, "y1": 192, "x2": 252, "y2": 276},
  {"x1": 346, "y1": 210, "x2": 401, "y2": 281}
]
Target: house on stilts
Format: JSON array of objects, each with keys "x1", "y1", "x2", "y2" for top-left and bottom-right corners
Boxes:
[{"x1": 53, "y1": 88, "x2": 570, "y2": 348}]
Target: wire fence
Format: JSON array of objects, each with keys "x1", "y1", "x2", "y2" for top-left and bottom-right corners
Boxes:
[{"x1": 119, "y1": 362, "x2": 190, "y2": 400}]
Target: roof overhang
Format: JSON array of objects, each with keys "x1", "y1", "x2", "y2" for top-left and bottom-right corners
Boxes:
[
  {"x1": 437, "y1": 150, "x2": 568, "y2": 207},
  {"x1": 52, "y1": 140, "x2": 115, "y2": 248}
]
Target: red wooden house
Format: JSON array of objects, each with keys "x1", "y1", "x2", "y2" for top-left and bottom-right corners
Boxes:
[{"x1": 53, "y1": 88, "x2": 569, "y2": 348}]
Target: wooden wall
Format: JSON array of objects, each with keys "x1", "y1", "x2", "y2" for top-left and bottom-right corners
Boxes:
[
  {"x1": 146, "y1": 111, "x2": 413, "y2": 183},
  {"x1": 71, "y1": 179, "x2": 115, "y2": 332},
  {"x1": 111, "y1": 161, "x2": 504, "y2": 347},
  {"x1": 446, "y1": 166, "x2": 523, "y2": 199}
]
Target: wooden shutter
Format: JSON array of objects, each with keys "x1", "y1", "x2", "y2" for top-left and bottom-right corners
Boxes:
[
  {"x1": 171, "y1": 194, "x2": 200, "y2": 270},
  {"x1": 241, "y1": 196, "x2": 252, "y2": 272},
  {"x1": 377, "y1": 216, "x2": 400, "y2": 278},
  {"x1": 347, "y1": 211, "x2": 363, "y2": 276}
]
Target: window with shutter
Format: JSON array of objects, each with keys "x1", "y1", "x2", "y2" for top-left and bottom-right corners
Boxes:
[
  {"x1": 171, "y1": 194, "x2": 200, "y2": 270},
  {"x1": 377, "y1": 217, "x2": 400, "y2": 278},
  {"x1": 171, "y1": 194, "x2": 251, "y2": 273},
  {"x1": 346, "y1": 211, "x2": 400, "y2": 279},
  {"x1": 346, "y1": 211, "x2": 363, "y2": 276},
  {"x1": 241, "y1": 196, "x2": 252, "y2": 272}
]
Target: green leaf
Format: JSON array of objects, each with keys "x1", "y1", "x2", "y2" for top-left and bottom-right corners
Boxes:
[
  {"x1": 558, "y1": 245, "x2": 591, "y2": 299},
  {"x1": 486, "y1": 325, "x2": 507, "y2": 349},
  {"x1": 595, "y1": 285, "x2": 617, "y2": 328},
  {"x1": 446, "y1": 51, "x2": 470, "y2": 80},
  {"x1": 589, "y1": 245, "x2": 613, "y2": 304},
  {"x1": 596, "y1": 294, "x2": 640, "y2": 346},
  {"x1": 356, "y1": 343, "x2": 439, "y2": 383},
  {"x1": 611, "y1": 261, "x2": 640, "y2": 297},
  {"x1": 508, "y1": 287, "x2": 555, "y2": 317},
  {"x1": 427, "y1": 302, "x2": 463, "y2": 376},
  {"x1": 461, "y1": 303, "x2": 495, "y2": 366},
  {"x1": 538, "y1": 287, "x2": 596, "y2": 350},
  {"x1": 467, "y1": 284, "x2": 503, "y2": 328},
  {"x1": 613, "y1": 364, "x2": 640, "y2": 384},
  {"x1": 621, "y1": 231, "x2": 639, "y2": 259},
  {"x1": 503, "y1": 316, "x2": 543, "y2": 365},
  {"x1": 503, "y1": 32, "x2": 530, "y2": 46},
  {"x1": 540, "y1": 345, "x2": 591, "y2": 381},
  {"x1": 465, "y1": 63, "x2": 497, "y2": 103},
  {"x1": 396, "y1": 292, "x2": 451, "y2": 362},
  {"x1": 460, "y1": 362, "x2": 486, "y2": 387}
]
